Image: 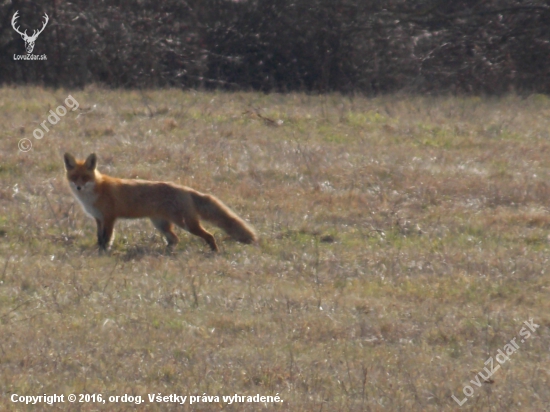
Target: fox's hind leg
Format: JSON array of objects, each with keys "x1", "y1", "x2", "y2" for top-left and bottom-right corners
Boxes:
[
  {"x1": 151, "y1": 218, "x2": 179, "y2": 246},
  {"x1": 174, "y1": 217, "x2": 219, "y2": 252}
]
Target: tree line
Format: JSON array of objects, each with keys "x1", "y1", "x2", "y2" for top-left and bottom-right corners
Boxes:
[{"x1": 1, "y1": 0, "x2": 549, "y2": 94}]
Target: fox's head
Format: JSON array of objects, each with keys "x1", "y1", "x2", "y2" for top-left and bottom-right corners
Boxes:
[{"x1": 63, "y1": 153, "x2": 98, "y2": 193}]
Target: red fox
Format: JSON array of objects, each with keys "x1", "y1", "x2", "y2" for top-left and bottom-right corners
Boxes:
[{"x1": 63, "y1": 153, "x2": 257, "y2": 252}]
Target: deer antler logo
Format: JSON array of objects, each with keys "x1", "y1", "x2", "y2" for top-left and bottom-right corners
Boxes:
[{"x1": 12, "y1": 11, "x2": 49, "y2": 54}]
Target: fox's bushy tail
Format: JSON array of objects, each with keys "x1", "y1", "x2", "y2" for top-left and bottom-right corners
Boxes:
[{"x1": 191, "y1": 192, "x2": 257, "y2": 244}]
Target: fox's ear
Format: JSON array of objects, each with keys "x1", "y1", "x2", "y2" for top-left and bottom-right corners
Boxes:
[
  {"x1": 63, "y1": 153, "x2": 76, "y2": 171},
  {"x1": 85, "y1": 153, "x2": 97, "y2": 171}
]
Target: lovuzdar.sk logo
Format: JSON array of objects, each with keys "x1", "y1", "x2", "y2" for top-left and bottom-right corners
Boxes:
[{"x1": 12, "y1": 10, "x2": 48, "y2": 61}]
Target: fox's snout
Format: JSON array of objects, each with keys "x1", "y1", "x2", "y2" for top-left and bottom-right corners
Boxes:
[
  {"x1": 71, "y1": 181, "x2": 87, "y2": 192},
  {"x1": 68, "y1": 178, "x2": 92, "y2": 193}
]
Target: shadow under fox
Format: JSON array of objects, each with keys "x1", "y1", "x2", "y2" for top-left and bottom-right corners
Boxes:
[{"x1": 64, "y1": 153, "x2": 257, "y2": 252}]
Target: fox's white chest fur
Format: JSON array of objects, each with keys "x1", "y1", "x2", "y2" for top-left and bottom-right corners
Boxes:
[{"x1": 69, "y1": 182, "x2": 102, "y2": 219}]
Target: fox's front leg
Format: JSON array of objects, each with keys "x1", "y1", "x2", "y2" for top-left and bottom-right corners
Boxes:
[
  {"x1": 95, "y1": 218, "x2": 105, "y2": 250},
  {"x1": 95, "y1": 217, "x2": 115, "y2": 251}
]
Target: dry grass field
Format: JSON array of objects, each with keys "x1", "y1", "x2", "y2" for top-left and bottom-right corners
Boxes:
[{"x1": 0, "y1": 87, "x2": 549, "y2": 411}]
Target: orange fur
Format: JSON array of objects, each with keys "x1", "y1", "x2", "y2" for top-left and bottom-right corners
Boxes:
[{"x1": 63, "y1": 153, "x2": 257, "y2": 252}]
